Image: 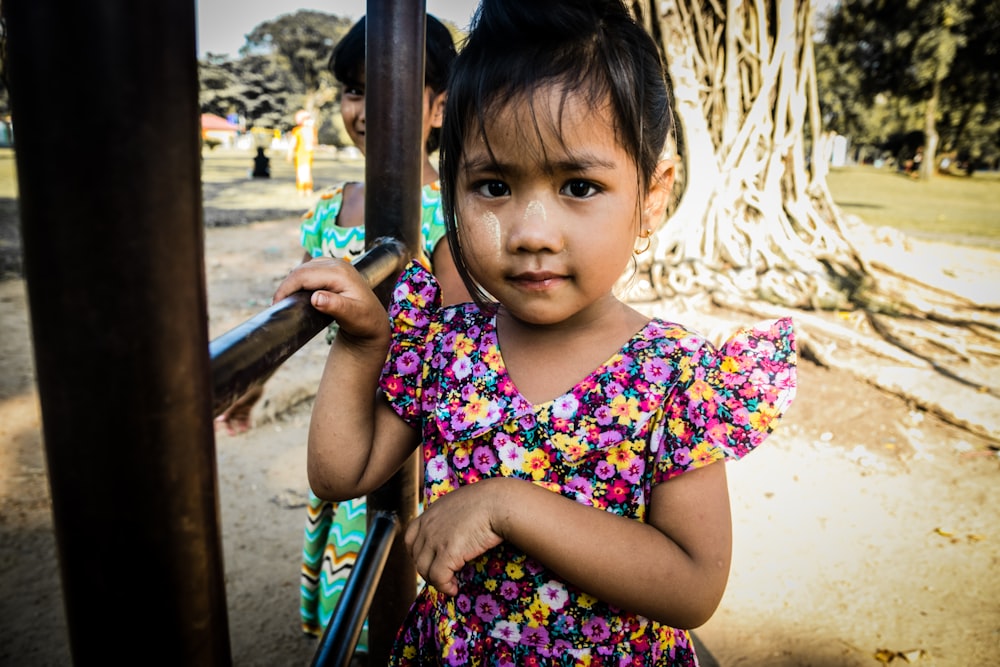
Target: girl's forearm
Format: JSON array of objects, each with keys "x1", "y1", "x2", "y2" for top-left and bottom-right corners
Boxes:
[
  {"x1": 306, "y1": 333, "x2": 389, "y2": 500},
  {"x1": 486, "y1": 474, "x2": 732, "y2": 629},
  {"x1": 270, "y1": 258, "x2": 417, "y2": 499}
]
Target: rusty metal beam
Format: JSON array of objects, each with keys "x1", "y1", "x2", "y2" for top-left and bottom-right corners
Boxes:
[{"x1": 5, "y1": 1, "x2": 231, "y2": 664}]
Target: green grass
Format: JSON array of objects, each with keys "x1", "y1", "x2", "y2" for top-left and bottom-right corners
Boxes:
[{"x1": 826, "y1": 165, "x2": 1000, "y2": 248}]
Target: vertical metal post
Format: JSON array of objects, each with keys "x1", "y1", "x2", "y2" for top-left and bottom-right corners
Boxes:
[
  {"x1": 5, "y1": 1, "x2": 231, "y2": 665},
  {"x1": 364, "y1": 1, "x2": 426, "y2": 664}
]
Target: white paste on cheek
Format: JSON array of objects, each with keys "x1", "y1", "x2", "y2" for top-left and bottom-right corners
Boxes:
[
  {"x1": 480, "y1": 210, "x2": 502, "y2": 254},
  {"x1": 524, "y1": 200, "x2": 546, "y2": 222}
]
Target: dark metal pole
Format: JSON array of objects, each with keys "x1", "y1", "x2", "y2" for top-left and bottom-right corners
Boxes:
[
  {"x1": 5, "y1": 1, "x2": 231, "y2": 665},
  {"x1": 366, "y1": 0, "x2": 426, "y2": 261},
  {"x1": 364, "y1": 1, "x2": 426, "y2": 664}
]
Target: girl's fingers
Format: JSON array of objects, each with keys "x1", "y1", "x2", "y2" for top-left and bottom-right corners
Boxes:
[
  {"x1": 308, "y1": 289, "x2": 349, "y2": 316},
  {"x1": 272, "y1": 259, "x2": 360, "y2": 303},
  {"x1": 425, "y1": 560, "x2": 459, "y2": 597},
  {"x1": 412, "y1": 546, "x2": 460, "y2": 596},
  {"x1": 406, "y1": 517, "x2": 448, "y2": 592},
  {"x1": 405, "y1": 517, "x2": 435, "y2": 576},
  {"x1": 270, "y1": 260, "x2": 388, "y2": 341},
  {"x1": 405, "y1": 512, "x2": 472, "y2": 597}
]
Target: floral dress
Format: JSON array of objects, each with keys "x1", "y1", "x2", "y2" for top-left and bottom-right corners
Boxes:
[
  {"x1": 299, "y1": 182, "x2": 448, "y2": 643},
  {"x1": 380, "y1": 262, "x2": 797, "y2": 666}
]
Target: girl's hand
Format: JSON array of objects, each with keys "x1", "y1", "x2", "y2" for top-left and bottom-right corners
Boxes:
[
  {"x1": 404, "y1": 480, "x2": 507, "y2": 596},
  {"x1": 272, "y1": 258, "x2": 388, "y2": 345}
]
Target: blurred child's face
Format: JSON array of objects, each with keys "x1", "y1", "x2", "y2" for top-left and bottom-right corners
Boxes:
[
  {"x1": 454, "y1": 85, "x2": 672, "y2": 327},
  {"x1": 340, "y1": 69, "x2": 444, "y2": 158},
  {"x1": 340, "y1": 74, "x2": 366, "y2": 153}
]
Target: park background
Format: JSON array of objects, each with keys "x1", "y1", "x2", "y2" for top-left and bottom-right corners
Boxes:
[{"x1": 1, "y1": 1, "x2": 999, "y2": 666}]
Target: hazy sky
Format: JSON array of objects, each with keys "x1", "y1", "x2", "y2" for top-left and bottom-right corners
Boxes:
[
  {"x1": 197, "y1": 0, "x2": 839, "y2": 57},
  {"x1": 197, "y1": 0, "x2": 480, "y2": 57}
]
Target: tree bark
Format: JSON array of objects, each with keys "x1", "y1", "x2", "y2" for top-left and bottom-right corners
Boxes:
[{"x1": 633, "y1": 0, "x2": 999, "y2": 442}]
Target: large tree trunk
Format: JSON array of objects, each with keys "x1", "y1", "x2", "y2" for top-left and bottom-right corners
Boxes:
[
  {"x1": 630, "y1": 0, "x2": 999, "y2": 442},
  {"x1": 635, "y1": 0, "x2": 866, "y2": 310}
]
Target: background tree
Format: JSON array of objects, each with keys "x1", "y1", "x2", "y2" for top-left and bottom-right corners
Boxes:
[
  {"x1": 935, "y1": 0, "x2": 1000, "y2": 169},
  {"x1": 632, "y1": 0, "x2": 861, "y2": 309},
  {"x1": 242, "y1": 11, "x2": 354, "y2": 117},
  {"x1": 196, "y1": 10, "x2": 474, "y2": 146},
  {"x1": 630, "y1": 0, "x2": 998, "y2": 441},
  {"x1": 821, "y1": 0, "x2": 1000, "y2": 178},
  {"x1": 199, "y1": 10, "x2": 354, "y2": 139},
  {"x1": 200, "y1": 54, "x2": 300, "y2": 132},
  {"x1": 813, "y1": 44, "x2": 925, "y2": 166}
]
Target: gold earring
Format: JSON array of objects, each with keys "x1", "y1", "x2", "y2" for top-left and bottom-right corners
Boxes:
[{"x1": 633, "y1": 229, "x2": 651, "y2": 255}]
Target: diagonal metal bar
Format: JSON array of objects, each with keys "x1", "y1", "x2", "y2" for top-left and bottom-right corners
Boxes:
[
  {"x1": 309, "y1": 512, "x2": 401, "y2": 667},
  {"x1": 209, "y1": 237, "x2": 407, "y2": 415}
]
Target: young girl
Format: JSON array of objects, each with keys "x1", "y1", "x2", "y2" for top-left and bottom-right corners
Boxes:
[
  {"x1": 274, "y1": 1, "x2": 796, "y2": 664},
  {"x1": 294, "y1": 14, "x2": 469, "y2": 648},
  {"x1": 215, "y1": 14, "x2": 464, "y2": 435},
  {"x1": 299, "y1": 14, "x2": 463, "y2": 295}
]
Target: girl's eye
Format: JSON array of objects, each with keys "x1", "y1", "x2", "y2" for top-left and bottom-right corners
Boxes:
[
  {"x1": 561, "y1": 180, "x2": 599, "y2": 198},
  {"x1": 475, "y1": 181, "x2": 510, "y2": 198},
  {"x1": 343, "y1": 86, "x2": 364, "y2": 99}
]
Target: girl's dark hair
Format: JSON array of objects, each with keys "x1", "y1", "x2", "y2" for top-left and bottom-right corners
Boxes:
[
  {"x1": 330, "y1": 14, "x2": 457, "y2": 153},
  {"x1": 439, "y1": 0, "x2": 673, "y2": 304}
]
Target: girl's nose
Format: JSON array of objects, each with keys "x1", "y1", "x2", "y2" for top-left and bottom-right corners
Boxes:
[{"x1": 506, "y1": 199, "x2": 563, "y2": 253}]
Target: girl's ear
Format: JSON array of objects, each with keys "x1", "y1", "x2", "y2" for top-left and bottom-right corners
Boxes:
[
  {"x1": 642, "y1": 159, "x2": 676, "y2": 232},
  {"x1": 429, "y1": 91, "x2": 447, "y2": 129}
]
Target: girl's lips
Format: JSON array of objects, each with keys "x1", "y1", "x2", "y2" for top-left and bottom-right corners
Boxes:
[{"x1": 510, "y1": 271, "x2": 566, "y2": 290}]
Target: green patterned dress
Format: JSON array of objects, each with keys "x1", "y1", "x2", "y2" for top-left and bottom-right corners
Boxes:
[{"x1": 299, "y1": 181, "x2": 447, "y2": 647}]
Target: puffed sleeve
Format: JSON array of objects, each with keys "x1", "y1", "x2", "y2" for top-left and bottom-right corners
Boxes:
[
  {"x1": 653, "y1": 318, "x2": 796, "y2": 482},
  {"x1": 378, "y1": 261, "x2": 443, "y2": 427}
]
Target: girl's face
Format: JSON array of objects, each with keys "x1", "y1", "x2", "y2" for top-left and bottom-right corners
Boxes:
[
  {"x1": 339, "y1": 77, "x2": 366, "y2": 153},
  {"x1": 454, "y1": 85, "x2": 673, "y2": 328},
  {"x1": 340, "y1": 69, "x2": 445, "y2": 157}
]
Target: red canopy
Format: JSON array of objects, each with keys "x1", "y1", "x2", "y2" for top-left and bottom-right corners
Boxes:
[{"x1": 200, "y1": 113, "x2": 237, "y2": 131}]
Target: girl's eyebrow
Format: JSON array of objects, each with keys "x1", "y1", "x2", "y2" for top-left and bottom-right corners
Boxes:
[
  {"x1": 462, "y1": 152, "x2": 618, "y2": 175},
  {"x1": 461, "y1": 154, "x2": 502, "y2": 173},
  {"x1": 549, "y1": 155, "x2": 619, "y2": 172}
]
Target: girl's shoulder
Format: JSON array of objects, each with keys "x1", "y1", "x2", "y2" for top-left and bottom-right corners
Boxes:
[
  {"x1": 302, "y1": 182, "x2": 348, "y2": 220},
  {"x1": 628, "y1": 318, "x2": 713, "y2": 364},
  {"x1": 388, "y1": 261, "x2": 485, "y2": 340},
  {"x1": 635, "y1": 316, "x2": 795, "y2": 415},
  {"x1": 312, "y1": 181, "x2": 364, "y2": 209},
  {"x1": 419, "y1": 181, "x2": 447, "y2": 255},
  {"x1": 300, "y1": 181, "x2": 366, "y2": 259},
  {"x1": 641, "y1": 317, "x2": 795, "y2": 366},
  {"x1": 647, "y1": 317, "x2": 796, "y2": 463},
  {"x1": 641, "y1": 318, "x2": 708, "y2": 345},
  {"x1": 420, "y1": 180, "x2": 442, "y2": 201}
]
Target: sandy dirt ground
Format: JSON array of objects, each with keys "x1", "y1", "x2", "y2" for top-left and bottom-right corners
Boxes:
[{"x1": 1, "y1": 151, "x2": 998, "y2": 666}]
